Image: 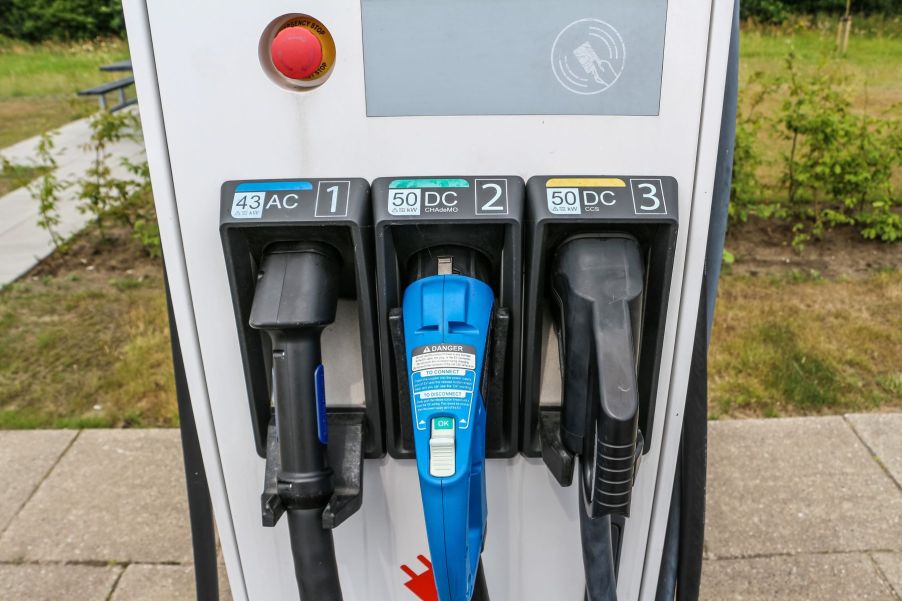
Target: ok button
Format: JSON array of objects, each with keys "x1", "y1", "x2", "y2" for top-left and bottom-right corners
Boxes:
[{"x1": 429, "y1": 417, "x2": 456, "y2": 477}]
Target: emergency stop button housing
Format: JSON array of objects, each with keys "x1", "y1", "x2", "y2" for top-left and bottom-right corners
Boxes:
[{"x1": 260, "y1": 14, "x2": 336, "y2": 89}]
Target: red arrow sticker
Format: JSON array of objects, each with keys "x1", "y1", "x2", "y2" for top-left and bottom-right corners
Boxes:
[{"x1": 400, "y1": 555, "x2": 438, "y2": 601}]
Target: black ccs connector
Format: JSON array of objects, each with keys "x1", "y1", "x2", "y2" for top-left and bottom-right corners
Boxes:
[
  {"x1": 550, "y1": 235, "x2": 645, "y2": 601},
  {"x1": 550, "y1": 235, "x2": 644, "y2": 518}
]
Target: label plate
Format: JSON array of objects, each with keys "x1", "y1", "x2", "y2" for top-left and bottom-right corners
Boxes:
[{"x1": 410, "y1": 344, "x2": 477, "y2": 431}]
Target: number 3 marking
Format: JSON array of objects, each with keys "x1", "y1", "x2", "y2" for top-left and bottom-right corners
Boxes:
[
  {"x1": 637, "y1": 183, "x2": 661, "y2": 211},
  {"x1": 630, "y1": 179, "x2": 667, "y2": 215}
]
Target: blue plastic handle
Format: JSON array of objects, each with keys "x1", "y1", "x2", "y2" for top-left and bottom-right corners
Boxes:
[{"x1": 402, "y1": 274, "x2": 494, "y2": 601}]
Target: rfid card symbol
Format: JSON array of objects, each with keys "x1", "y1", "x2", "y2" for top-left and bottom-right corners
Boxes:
[{"x1": 551, "y1": 19, "x2": 626, "y2": 95}]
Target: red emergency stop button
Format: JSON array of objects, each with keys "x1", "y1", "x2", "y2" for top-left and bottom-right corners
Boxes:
[{"x1": 270, "y1": 26, "x2": 323, "y2": 80}]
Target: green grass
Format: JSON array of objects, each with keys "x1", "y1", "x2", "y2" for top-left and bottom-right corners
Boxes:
[
  {"x1": 741, "y1": 29, "x2": 902, "y2": 113},
  {"x1": 709, "y1": 269, "x2": 902, "y2": 418},
  {"x1": 0, "y1": 269, "x2": 177, "y2": 429},
  {"x1": 0, "y1": 36, "x2": 129, "y2": 148},
  {"x1": 0, "y1": 163, "x2": 47, "y2": 196}
]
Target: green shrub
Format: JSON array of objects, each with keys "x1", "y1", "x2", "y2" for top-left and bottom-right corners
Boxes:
[
  {"x1": 742, "y1": 0, "x2": 900, "y2": 24},
  {"x1": 730, "y1": 72, "x2": 773, "y2": 223},
  {"x1": 2, "y1": 135, "x2": 67, "y2": 249},
  {"x1": 795, "y1": 0, "x2": 899, "y2": 14},
  {"x1": 17, "y1": 110, "x2": 160, "y2": 258},
  {"x1": 742, "y1": 0, "x2": 792, "y2": 24},
  {"x1": 730, "y1": 50, "x2": 901, "y2": 246},
  {"x1": 0, "y1": 0, "x2": 125, "y2": 42},
  {"x1": 76, "y1": 110, "x2": 160, "y2": 256},
  {"x1": 777, "y1": 52, "x2": 901, "y2": 245}
]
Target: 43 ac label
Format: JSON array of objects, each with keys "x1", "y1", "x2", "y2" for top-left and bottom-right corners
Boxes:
[
  {"x1": 230, "y1": 180, "x2": 352, "y2": 219},
  {"x1": 231, "y1": 192, "x2": 265, "y2": 218}
]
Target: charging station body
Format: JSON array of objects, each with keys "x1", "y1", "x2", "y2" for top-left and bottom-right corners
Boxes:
[{"x1": 123, "y1": 0, "x2": 738, "y2": 598}]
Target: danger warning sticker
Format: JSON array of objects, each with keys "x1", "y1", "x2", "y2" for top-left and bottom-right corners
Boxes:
[
  {"x1": 411, "y1": 344, "x2": 476, "y2": 371},
  {"x1": 410, "y1": 344, "x2": 477, "y2": 431}
]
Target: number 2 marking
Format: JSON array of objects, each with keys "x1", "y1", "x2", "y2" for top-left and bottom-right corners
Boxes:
[
  {"x1": 475, "y1": 179, "x2": 509, "y2": 215},
  {"x1": 480, "y1": 183, "x2": 503, "y2": 211}
]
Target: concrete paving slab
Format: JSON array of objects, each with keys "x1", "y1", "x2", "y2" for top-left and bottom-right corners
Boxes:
[
  {"x1": 706, "y1": 417, "x2": 902, "y2": 558},
  {"x1": 111, "y1": 564, "x2": 233, "y2": 601},
  {"x1": 0, "y1": 110, "x2": 144, "y2": 170},
  {"x1": 0, "y1": 429, "x2": 192, "y2": 563},
  {"x1": 0, "y1": 188, "x2": 40, "y2": 232},
  {"x1": 0, "y1": 238, "x2": 56, "y2": 283},
  {"x1": 699, "y1": 553, "x2": 896, "y2": 600},
  {"x1": 847, "y1": 413, "x2": 902, "y2": 488},
  {"x1": 0, "y1": 430, "x2": 77, "y2": 533},
  {"x1": 0, "y1": 563, "x2": 121, "y2": 601},
  {"x1": 873, "y1": 553, "x2": 902, "y2": 598},
  {"x1": 0, "y1": 118, "x2": 94, "y2": 166}
]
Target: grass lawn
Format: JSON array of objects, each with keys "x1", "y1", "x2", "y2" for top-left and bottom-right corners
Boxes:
[
  {"x1": 710, "y1": 269, "x2": 902, "y2": 419},
  {"x1": 0, "y1": 36, "x2": 129, "y2": 148},
  {"x1": 714, "y1": 23, "x2": 902, "y2": 416},
  {"x1": 741, "y1": 29, "x2": 902, "y2": 114},
  {"x1": 0, "y1": 231, "x2": 176, "y2": 429}
]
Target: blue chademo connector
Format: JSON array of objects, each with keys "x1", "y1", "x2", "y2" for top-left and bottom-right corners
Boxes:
[{"x1": 402, "y1": 253, "x2": 494, "y2": 601}]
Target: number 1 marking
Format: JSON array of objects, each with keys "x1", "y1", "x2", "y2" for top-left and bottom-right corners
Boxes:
[
  {"x1": 327, "y1": 185, "x2": 339, "y2": 213},
  {"x1": 315, "y1": 181, "x2": 350, "y2": 217}
]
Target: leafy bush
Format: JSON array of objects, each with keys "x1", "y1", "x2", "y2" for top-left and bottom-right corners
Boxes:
[
  {"x1": 76, "y1": 110, "x2": 159, "y2": 256},
  {"x1": 2, "y1": 136, "x2": 67, "y2": 249},
  {"x1": 794, "y1": 0, "x2": 900, "y2": 14},
  {"x1": 730, "y1": 52, "x2": 901, "y2": 246},
  {"x1": 741, "y1": 0, "x2": 792, "y2": 25},
  {"x1": 777, "y1": 52, "x2": 901, "y2": 245},
  {"x1": 0, "y1": 0, "x2": 125, "y2": 42},
  {"x1": 741, "y1": 0, "x2": 900, "y2": 25},
  {"x1": 730, "y1": 73, "x2": 772, "y2": 223},
  {"x1": 6, "y1": 110, "x2": 160, "y2": 257}
]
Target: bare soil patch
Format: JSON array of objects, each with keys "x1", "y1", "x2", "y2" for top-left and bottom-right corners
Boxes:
[{"x1": 725, "y1": 218, "x2": 902, "y2": 279}]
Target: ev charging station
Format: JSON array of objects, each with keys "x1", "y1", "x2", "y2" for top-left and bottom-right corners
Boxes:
[{"x1": 122, "y1": 0, "x2": 738, "y2": 599}]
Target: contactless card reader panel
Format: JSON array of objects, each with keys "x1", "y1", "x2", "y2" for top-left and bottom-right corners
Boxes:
[
  {"x1": 360, "y1": 0, "x2": 668, "y2": 116},
  {"x1": 373, "y1": 176, "x2": 524, "y2": 460}
]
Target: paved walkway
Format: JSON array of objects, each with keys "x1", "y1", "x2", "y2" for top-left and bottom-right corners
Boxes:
[
  {"x1": 0, "y1": 115, "x2": 145, "y2": 286},
  {"x1": 0, "y1": 414, "x2": 899, "y2": 600}
]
